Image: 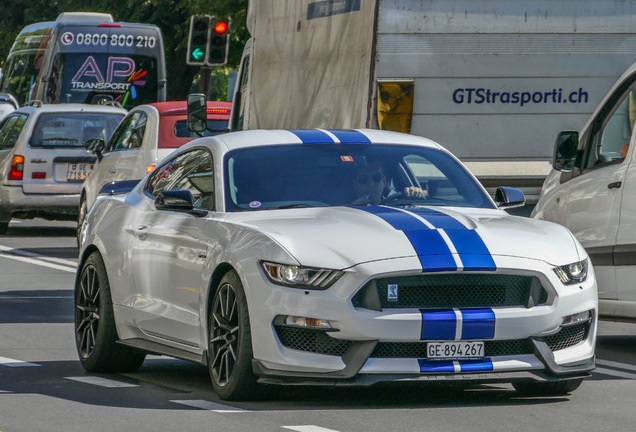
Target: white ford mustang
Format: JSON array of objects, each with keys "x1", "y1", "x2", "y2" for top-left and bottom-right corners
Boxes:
[{"x1": 76, "y1": 129, "x2": 597, "y2": 400}]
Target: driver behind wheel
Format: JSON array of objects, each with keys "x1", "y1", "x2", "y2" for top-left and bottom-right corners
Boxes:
[{"x1": 350, "y1": 160, "x2": 426, "y2": 206}]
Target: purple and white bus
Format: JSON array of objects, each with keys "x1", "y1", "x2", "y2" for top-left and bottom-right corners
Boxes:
[{"x1": 0, "y1": 12, "x2": 166, "y2": 109}]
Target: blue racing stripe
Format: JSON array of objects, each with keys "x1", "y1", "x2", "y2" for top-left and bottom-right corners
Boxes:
[
  {"x1": 445, "y1": 229, "x2": 496, "y2": 270},
  {"x1": 327, "y1": 129, "x2": 372, "y2": 143},
  {"x1": 459, "y1": 358, "x2": 493, "y2": 372},
  {"x1": 289, "y1": 129, "x2": 334, "y2": 144},
  {"x1": 408, "y1": 208, "x2": 466, "y2": 230},
  {"x1": 418, "y1": 359, "x2": 455, "y2": 373},
  {"x1": 421, "y1": 309, "x2": 456, "y2": 340},
  {"x1": 461, "y1": 308, "x2": 495, "y2": 340},
  {"x1": 355, "y1": 206, "x2": 425, "y2": 231}
]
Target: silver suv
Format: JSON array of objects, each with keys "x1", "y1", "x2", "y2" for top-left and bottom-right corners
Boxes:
[{"x1": 0, "y1": 102, "x2": 126, "y2": 234}]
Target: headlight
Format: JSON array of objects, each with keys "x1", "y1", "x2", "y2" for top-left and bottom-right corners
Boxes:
[
  {"x1": 553, "y1": 259, "x2": 588, "y2": 285},
  {"x1": 261, "y1": 261, "x2": 344, "y2": 289}
]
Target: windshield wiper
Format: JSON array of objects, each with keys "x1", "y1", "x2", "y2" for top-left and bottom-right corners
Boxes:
[
  {"x1": 41, "y1": 138, "x2": 82, "y2": 144},
  {"x1": 277, "y1": 203, "x2": 314, "y2": 209}
]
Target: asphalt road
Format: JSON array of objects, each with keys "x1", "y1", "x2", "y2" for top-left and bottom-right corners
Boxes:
[{"x1": 1, "y1": 219, "x2": 636, "y2": 432}]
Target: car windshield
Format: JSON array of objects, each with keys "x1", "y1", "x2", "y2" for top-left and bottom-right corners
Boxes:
[
  {"x1": 224, "y1": 144, "x2": 494, "y2": 211},
  {"x1": 30, "y1": 112, "x2": 124, "y2": 148}
]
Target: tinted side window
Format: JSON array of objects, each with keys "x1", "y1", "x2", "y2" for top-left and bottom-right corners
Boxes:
[
  {"x1": 583, "y1": 86, "x2": 636, "y2": 171},
  {"x1": 107, "y1": 112, "x2": 147, "y2": 152},
  {"x1": 147, "y1": 149, "x2": 214, "y2": 209},
  {"x1": 2, "y1": 115, "x2": 28, "y2": 150},
  {"x1": 0, "y1": 116, "x2": 20, "y2": 149}
]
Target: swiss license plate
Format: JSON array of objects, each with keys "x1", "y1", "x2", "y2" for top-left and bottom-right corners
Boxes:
[
  {"x1": 427, "y1": 341, "x2": 484, "y2": 361},
  {"x1": 67, "y1": 163, "x2": 93, "y2": 182}
]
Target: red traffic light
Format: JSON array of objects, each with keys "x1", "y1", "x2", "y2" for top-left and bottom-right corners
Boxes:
[{"x1": 214, "y1": 21, "x2": 228, "y2": 34}]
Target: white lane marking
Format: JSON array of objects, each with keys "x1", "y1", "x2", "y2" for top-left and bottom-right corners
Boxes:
[
  {"x1": 283, "y1": 427, "x2": 342, "y2": 432},
  {"x1": 0, "y1": 357, "x2": 41, "y2": 367},
  {"x1": 453, "y1": 308, "x2": 462, "y2": 340},
  {"x1": 170, "y1": 400, "x2": 251, "y2": 412},
  {"x1": 594, "y1": 367, "x2": 636, "y2": 380},
  {"x1": 0, "y1": 245, "x2": 77, "y2": 267},
  {"x1": 596, "y1": 359, "x2": 636, "y2": 373},
  {"x1": 0, "y1": 251, "x2": 76, "y2": 273},
  {"x1": 64, "y1": 376, "x2": 138, "y2": 388}
]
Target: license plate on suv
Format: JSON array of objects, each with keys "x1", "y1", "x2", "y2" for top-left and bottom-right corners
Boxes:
[
  {"x1": 67, "y1": 163, "x2": 93, "y2": 182},
  {"x1": 427, "y1": 341, "x2": 484, "y2": 361}
]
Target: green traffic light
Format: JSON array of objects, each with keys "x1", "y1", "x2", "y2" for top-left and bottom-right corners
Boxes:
[{"x1": 191, "y1": 48, "x2": 204, "y2": 60}]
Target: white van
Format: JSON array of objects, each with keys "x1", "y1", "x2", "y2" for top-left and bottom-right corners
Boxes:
[{"x1": 532, "y1": 63, "x2": 636, "y2": 320}]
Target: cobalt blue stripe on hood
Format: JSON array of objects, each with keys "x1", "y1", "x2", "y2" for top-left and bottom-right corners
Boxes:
[
  {"x1": 355, "y1": 205, "x2": 496, "y2": 272},
  {"x1": 403, "y1": 207, "x2": 496, "y2": 271},
  {"x1": 355, "y1": 206, "x2": 457, "y2": 271}
]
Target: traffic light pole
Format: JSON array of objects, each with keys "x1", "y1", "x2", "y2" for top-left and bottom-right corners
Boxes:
[{"x1": 198, "y1": 67, "x2": 213, "y2": 99}]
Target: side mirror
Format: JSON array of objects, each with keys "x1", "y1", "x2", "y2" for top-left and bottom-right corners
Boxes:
[
  {"x1": 553, "y1": 130, "x2": 578, "y2": 173},
  {"x1": 155, "y1": 190, "x2": 207, "y2": 216},
  {"x1": 187, "y1": 93, "x2": 207, "y2": 133},
  {"x1": 495, "y1": 186, "x2": 525, "y2": 209},
  {"x1": 85, "y1": 138, "x2": 105, "y2": 162}
]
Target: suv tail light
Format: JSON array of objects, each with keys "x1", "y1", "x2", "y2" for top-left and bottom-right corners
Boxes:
[{"x1": 8, "y1": 155, "x2": 24, "y2": 180}]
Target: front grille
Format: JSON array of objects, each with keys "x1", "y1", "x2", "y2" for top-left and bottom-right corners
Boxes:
[
  {"x1": 545, "y1": 321, "x2": 590, "y2": 351},
  {"x1": 275, "y1": 326, "x2": 353, "y2": 357},
  {"x1": 353, "y1": 274, "x2": 548, "y2": 309},
  {"x1": 370, "y1": 339, "x2": 534, "y2": 358}
]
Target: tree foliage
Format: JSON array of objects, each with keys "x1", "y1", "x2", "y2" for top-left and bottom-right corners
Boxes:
[{"x1": 0, "y1": 0, "x2": 249, "y2": 100}]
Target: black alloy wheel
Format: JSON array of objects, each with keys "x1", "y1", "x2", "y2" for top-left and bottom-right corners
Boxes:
[
  {"x1": 210, "y1": 282, "x2": 239, "y2": 386},
  {"x1": 76, "y1": 262, "x2": 100, "y2": 358},
  {"x1": 208, "y1": 270, "x2": 257, "y2": 400},
  {"x1": 74, "y1": 252, "x2": 146, "y2": 372}
]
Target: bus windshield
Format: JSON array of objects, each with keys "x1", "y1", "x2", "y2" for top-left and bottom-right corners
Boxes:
[{"x1": 46, "y1": 53, "x2": 159, "y2": 108}]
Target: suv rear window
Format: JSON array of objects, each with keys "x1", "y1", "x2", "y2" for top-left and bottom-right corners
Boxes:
[
  {"x1": 173, "y1": 119, "x2": 228, "y2": 139},
  {"x1": 29, "y1": 112, "x2": 124, "y2": 148}
]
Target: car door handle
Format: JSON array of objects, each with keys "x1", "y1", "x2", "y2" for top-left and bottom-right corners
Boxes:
[
  {"x1": 134, "y1": 226, "x2": 148, "y2": 240},
  {"x1": 608, "y1": 181, "x2": 622, "y2": 189},
  {"x1": 109, "y1": 168, "x2": 117, "y2": 173}
]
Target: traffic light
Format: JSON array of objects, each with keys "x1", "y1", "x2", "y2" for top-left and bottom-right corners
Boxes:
[
  {"x1": 187, "y1": 15, "x2": 210, "y2": 66},
  {"x1": 207, "y1": 18, "x2": 230, "y2": 66}
]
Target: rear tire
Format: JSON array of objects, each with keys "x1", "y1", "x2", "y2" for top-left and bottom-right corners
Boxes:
[
  {"x1": 75, "y1": 252, "x2": 146, "y2": 372},
  {"x1": 208, "y1": 270, "x2": 257, "y2": 401},
  {"x1": 77, "y1": 195, "x2": 87, "y2": 248},
  {"x1": 0, "y1": 221, "x2": 9, "y2": 235},
  {"x1": 513, "y1": 378, "x2": 583, "y2": 396}
]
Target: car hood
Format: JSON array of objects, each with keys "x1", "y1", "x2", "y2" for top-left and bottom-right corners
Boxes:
[{"x1": 227, "y1": 205, "x2": 580, "y2": 270}]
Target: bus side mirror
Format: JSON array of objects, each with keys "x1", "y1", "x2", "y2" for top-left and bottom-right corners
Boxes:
[
  {"x1": 187, "y1": 93, "x2": 207, "y2": 133},
  {"x1": 553, "y1": 130, "x2": 578, "y2": 173}
]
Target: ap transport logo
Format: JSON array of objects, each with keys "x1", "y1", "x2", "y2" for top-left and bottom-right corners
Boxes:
[{"x1": 61, "y1": 32, "x2": 74, "y2": 45}]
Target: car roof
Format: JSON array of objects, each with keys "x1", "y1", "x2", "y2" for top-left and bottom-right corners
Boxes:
[
  {"x1": 13, "y1": 103, "x2": 127, "y2": 115},
  {"x1": 212, "y1": 129, "x2": 442, "y2": 152},
  {"x1": 145, "y1": 101, "x2": 232, "y2": 117}
]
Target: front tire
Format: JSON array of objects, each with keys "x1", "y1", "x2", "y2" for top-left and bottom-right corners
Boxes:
[
  {"x1": 75, "y1": 252, "x2": 146, "y2": 372},
  {"x1": 513, "y1": 378, "x2": 583, "y2": 396},
  {"x1": 0, "y1": 221, "x2": 8, "y2": 235},
  {"x1": 208, "y1": 270, "x2": 257, "y2": 400}
]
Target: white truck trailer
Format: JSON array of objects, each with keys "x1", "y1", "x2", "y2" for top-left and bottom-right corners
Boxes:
[{"x1": 230, "y1": 0, "x2": 636, "y2": 202}]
